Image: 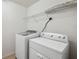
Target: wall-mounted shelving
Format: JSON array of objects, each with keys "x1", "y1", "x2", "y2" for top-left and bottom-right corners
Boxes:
[
  {"x1": 23, "y1": 12, "x2": 45, "y2": 20},
  {"x1": 24, "y1": 0, "x2": 77, "y2": 20},
  {"x1": 45, "y1": 0, "x2": 77, "y2": 14}
]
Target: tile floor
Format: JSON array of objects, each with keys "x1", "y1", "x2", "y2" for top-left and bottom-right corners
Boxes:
[{"x1": 3, "y1": 54, "x2": 15, "y2": 59}]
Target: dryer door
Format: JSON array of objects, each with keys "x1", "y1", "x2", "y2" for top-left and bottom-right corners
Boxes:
[{"x1": 29, "y1": 48, "x2": 48, "y2": 59}]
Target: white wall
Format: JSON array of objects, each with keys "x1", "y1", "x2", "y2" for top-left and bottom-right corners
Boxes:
[
  {"x1": 26, "y1": 0, "x2": 77, "y2": 59},
  {"x1": 2, "y1": 1, "x2": 27, "y2": 57}
]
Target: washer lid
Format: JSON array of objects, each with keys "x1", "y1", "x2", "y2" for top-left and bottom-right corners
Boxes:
[
  {"x1": 18, "y1": 30, "x2": 37, "y2": 36},
  {"x1": 30, "y1": 37, "x2": 68, "y2": 53}
]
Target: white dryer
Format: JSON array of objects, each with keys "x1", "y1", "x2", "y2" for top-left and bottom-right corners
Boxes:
[
  {"x1": 29, "y1": 32, "x2": 69, "y2": 59},
  {"x1": 16, "y1": 30, "x2": 40, "y2": 59}
]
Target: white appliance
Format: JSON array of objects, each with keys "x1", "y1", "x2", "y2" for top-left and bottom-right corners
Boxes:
[
  {"x1": 29, "y1": 32, "x2": 69, "y2": 59},
  {"x1": 16, "y1": 30, "x2": 40, "y2": 59}
]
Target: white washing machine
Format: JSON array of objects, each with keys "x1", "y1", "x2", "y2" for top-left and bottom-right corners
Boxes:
[
  {"x1": 29, "y1": 32, "x2": 69, "y2": 59},
  {"x1": 16, "y1": 30, "x2": 40, "y2": 59}
]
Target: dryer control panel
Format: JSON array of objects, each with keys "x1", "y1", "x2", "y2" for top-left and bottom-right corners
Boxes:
[{"x1": 40, "y1": 32, "x2": 68, "y2": 43}]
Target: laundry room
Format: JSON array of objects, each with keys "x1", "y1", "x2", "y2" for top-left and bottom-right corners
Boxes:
[{"x1": 2, "y1": 0, "x2": 77, "y2": 59}]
